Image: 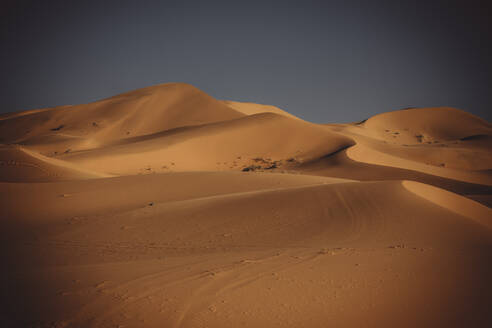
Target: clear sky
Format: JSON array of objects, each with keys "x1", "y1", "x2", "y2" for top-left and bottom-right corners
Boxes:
[{"x1": 1, "y1": 0, "x2": 491, "y2": 122}]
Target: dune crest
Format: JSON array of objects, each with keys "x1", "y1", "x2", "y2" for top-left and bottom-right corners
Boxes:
[
  {"x1": 222, "y1": 100, "x2": 301, "y2": 120},
  {"x1": 402, "y1": 180, "x2": 492, "y2": 229}
]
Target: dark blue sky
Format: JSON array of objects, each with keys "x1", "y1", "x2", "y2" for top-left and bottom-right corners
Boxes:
[{"x1": 1, "y1": 0, "x2": 491, "y2": 122}]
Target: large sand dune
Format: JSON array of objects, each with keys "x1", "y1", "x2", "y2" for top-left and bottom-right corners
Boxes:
[{"x1": 1, "y1": 83, "x2": 491, "y2": 327}]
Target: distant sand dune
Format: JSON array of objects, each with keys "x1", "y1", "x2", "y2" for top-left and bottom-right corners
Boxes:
[
  {"x1": 361, "y1": 106, "x2": 491, "y2": 143},
  {"x1": 58, "y1": 112, "x2": 354, "y2": 175},
  {"x1": 0, "y1": 83, "x2": 244, "y2": 152},
  {"x1": 222, "y1": 100, "x2": 301, "y2": 120}
]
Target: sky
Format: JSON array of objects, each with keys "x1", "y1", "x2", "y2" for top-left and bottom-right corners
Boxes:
[{"x1": 1, "y1": 0, "x2": 491, "y2": 123}]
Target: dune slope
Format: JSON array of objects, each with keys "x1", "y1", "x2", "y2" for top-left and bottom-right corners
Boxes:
[{"x1": 2, "y1": 177, "x2": 491, "y2": 328}]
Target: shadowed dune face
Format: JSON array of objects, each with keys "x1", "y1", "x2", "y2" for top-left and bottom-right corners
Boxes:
[{"x1": 1, "y1": 83, "x2": 491, "y2": 327}]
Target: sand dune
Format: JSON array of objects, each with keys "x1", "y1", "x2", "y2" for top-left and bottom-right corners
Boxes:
[
  {"x1": 0, "y1": 83, "x2": 244, "y2": 154},
  {"x1": 1, "y1": 83, "x2": 491, "y2": 327},
  {"x1": 58, "y1": 112, "x2": 354, "y2": 175},
  {"x1": 359, "y1": 106, "x2": 491, "y2": 144},
  {"x1": 345, "y1": 142, "x2": 492, "y2": 185}
]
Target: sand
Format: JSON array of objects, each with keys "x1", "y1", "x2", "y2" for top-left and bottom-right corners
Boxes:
[{"x1": 1, "y1": 83, "x2": 491, "y2": 328}]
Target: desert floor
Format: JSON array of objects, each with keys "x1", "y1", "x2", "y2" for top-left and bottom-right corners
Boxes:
[{"x1": 1, "y1": 83, "x2": 491, "y2": 327}]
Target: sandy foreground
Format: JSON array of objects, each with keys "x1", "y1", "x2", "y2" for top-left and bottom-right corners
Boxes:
[{"x1": 1, "y1": 83, "x2": 491, "y2": 328}]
